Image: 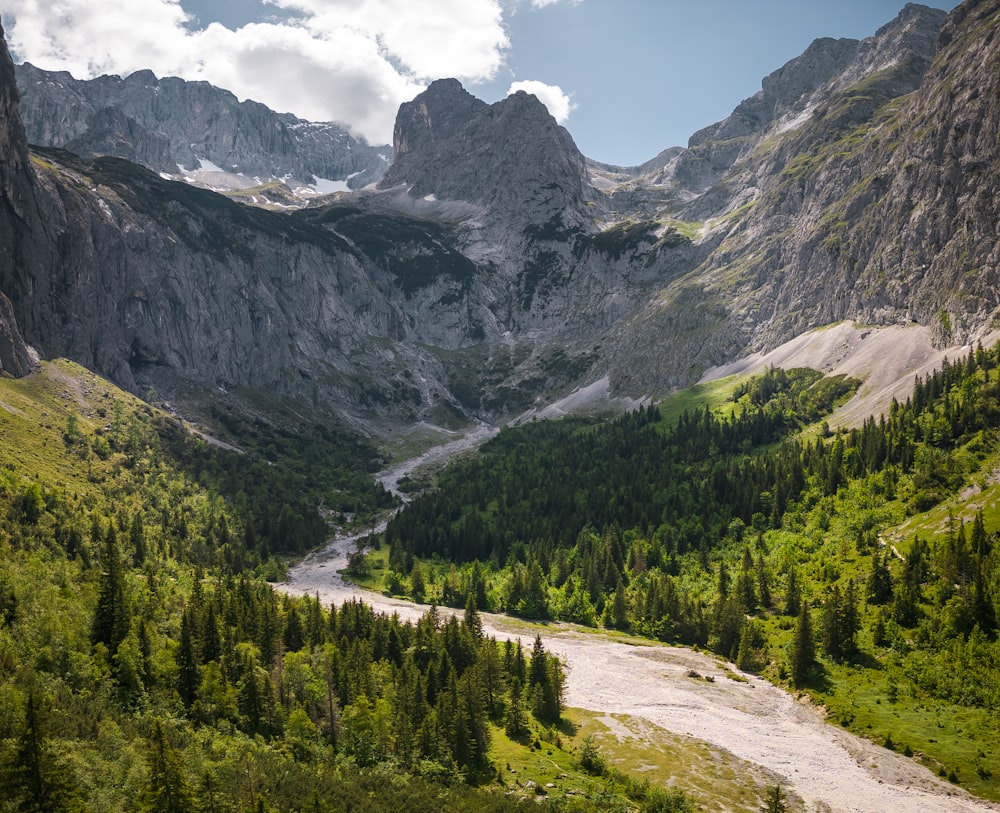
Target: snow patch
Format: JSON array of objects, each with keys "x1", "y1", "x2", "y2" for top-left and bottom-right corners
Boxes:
[
  {"x1": 310, "y1": 176, "x2": 350, "y2": 194},
  {"x1": 195, "y1": 156, "x2": 226, "y2": 173}
]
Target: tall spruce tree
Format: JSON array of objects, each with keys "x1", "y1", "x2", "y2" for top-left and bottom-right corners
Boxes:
[
  {"x1": 3, "y1": 691, "x2": 76, "y2": 813},
  {"x1": 139, "y1": 720, "x2": 194, "y2": 813},
  {"x1": 91, "y1": 523, "x2": 129, "y2": 655},
  {"x1": 790, "y1": 603, "x2": 816, "y2": 687}
]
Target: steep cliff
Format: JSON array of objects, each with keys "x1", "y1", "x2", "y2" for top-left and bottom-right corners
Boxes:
[
  {"x1": 379, "y1": 79, "x2": 590, "y2": 225},
  {"x1": 602, "y1": 2, "x2": 1000, "y2": 395},
  {"x1": 15, "y1": 62, "x2": 390, "y2": 192},
  {"x1": 0, "y1": 19, "x2": 38, "y2": 376},
  {"x1": 686, "y1": 0, "x2": 1000, "y2": 353}
]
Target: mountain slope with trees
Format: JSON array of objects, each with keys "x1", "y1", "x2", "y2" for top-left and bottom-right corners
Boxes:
[
  {"x1": 373, "y1": 346, "x2": 1000, "y2": 800},
  {"x1": 1, "y1": 360, "x2": 699, "y2": 812}
]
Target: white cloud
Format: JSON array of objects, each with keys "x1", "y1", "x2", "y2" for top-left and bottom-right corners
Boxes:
[
  {"x1": 507, "y1": 80, "x2": 573, "y2": 124},
  {"x1": 0, "y1": 0, "x2": 509, "y2": 145},
  {"x1": 530, "y1": 0, "x2": 581, "y2": 8}
]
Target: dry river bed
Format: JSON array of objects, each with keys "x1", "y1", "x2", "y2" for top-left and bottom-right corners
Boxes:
[{"x1": 281, "y1": 429, "x2": 998, "y2": 813}]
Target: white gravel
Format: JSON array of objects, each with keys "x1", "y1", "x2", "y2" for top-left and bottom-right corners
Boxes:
[
  {"x1": 284, "y1": 534, "x2": 997, "y2": 813},
  {"x1": 280, "y1": 418, "x2": 1000, "y2": 813}
]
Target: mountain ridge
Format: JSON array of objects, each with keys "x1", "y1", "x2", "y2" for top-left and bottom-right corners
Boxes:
[
  {"x1": 1, "y1": 3, "x2": 998, "y2": 434},
  {"x1": 14, "y1": 60, "x2": 391, "y2": 194}
]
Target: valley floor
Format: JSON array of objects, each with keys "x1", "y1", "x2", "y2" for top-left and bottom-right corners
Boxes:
[{"x1": 283, "y1": 491, "x2": 999, "y2": 813}]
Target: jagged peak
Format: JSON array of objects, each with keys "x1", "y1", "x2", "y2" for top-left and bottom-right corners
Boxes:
[{"x1": 123, "y1": 68, "x2": 158, "y2": 84}]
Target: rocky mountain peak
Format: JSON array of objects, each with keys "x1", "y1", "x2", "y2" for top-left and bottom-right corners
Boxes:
[
  {"x1": 665, "y1": 3, "x2": 946, "y2": 198},
  {"x1": 391, "y1": 78, "x2": 486, "y2": 157},
  {"x1": 378, "y1": 79, "x2": 589, "y2": 225}
]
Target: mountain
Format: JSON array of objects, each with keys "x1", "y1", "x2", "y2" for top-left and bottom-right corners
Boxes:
[
  {"x1": 1, "y1": 2, "x2": 998, "y2": 434},
  {"x1": 14, "y1": 61, "x2": 391, "y2": 195},
  {"x1": 605, "y1": 0, "x2": 998, "y2": 396}
]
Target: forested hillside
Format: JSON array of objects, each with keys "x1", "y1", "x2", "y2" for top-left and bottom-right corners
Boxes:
[
  {"x1": 374, "y1": 346, "x2": 1000, "y2": 800},
  {"x1": 0, "y1": 361, "x2": 697, "y2": 812}
]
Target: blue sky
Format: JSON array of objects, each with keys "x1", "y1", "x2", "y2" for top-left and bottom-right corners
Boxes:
[{"x1": 0, "y1": 0, "x2": 961, "y2": 166}]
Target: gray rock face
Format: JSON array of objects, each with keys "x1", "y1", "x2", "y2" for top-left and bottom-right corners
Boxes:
[
  {"x1": 2, "y1": 2, "x2": 998, "y2": 431},
  {"x1": 651, "y1": 3, "x2": 947, "y2": 199},
  {"x1": 64, "y1": 106, "x2": 175, "y2": 172},
  {"x1": 379, "y1": 79, "x2": 591, "y2": 224},
  {"x1": 0, "y1": 291, "x2": 34, "y2": 377},
  {"x1": 14, "y1": 62, "x2": 390, "y2": 189}
]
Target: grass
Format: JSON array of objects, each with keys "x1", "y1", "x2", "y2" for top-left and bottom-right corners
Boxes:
[
  {"x1": 490, "y1": 707, "x2": 798, "y2": 812},
  {"x1": 655, "y1": 374, "x2": 744, "y2": 427},
  {"x1": 0, "y1": 358, "x2": 153, "y2": 500},
  {"x1": 816, "y1": 662, "x2": 1000, "y2": 799}
]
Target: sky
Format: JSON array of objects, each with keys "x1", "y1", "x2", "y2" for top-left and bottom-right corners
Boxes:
[{"x1": 0, "y1": 0, "x2": 962, "y2": 166}]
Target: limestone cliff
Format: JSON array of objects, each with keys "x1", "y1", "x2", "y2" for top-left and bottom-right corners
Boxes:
[{"x1": 14, "y1": 62, "x2": 390, "y2": 190}]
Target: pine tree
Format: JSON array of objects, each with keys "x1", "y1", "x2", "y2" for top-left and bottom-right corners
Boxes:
[
  {"x1": 177, "y1": 611, "x2": 200, "y2": 709},
  {"x1": 790, "y1": 604, "x2": 815, "y2": 687},
  {"x1": 92, "y1": 523, "x2": 129, "y2": 655},
  {"x1": 283, "y1": 605, "x2": 305, "y2": 652},
  {"x1": 131, "y1": 513, "x2": 147, "y2": 566},
  {"x1": 735, "y1": 546, "x2": 757, "y2": 613},
  {"x1": 784, "y1": 568, "x2": 801, "y2": 616},
  {"x1": 756, "y1": 552, "x2": 772, "y2": 609},
  {"x1": 504, "y1": 678, "x2": 528, "y2": 737},
  {"x1": 463, "y1": 592, "x2": 483, "y2": 639},
  {"x1": 3, "y1": 691, "x2": 76, "y2": 813},
  {"x1": 139, "y1": 720, "x2": 194, "y2": 813},
  {"x1": 866, "y1": 552, "x2": 893, "y2": 605},
  {"x1": 760, "y1": 784, "x2": 787, "y2": 813},
  {"x1": 201, "y1": 603, "x2": 221, "y2": 664},
  {"x1": 610, "y1": 579, "x2": 629, "y2": 630}
]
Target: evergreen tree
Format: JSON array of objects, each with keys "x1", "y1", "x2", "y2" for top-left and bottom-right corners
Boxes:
[
  {"x1": 92, "y1": 523, "x2": 129, "y2": 655},
  {"x1": 528, "y1": 635, "x2": 563, "y2": 724},
  {"x1": 866, "y1": 552, "x2": 893, "y2": 605},
  {"x1": 784, "y1": 568, "x2": 801, "y2": 617},
  {"x1": 735, "y1": 546, "x2": 757, "y2": 614},
  {"x1": 201, "y1": 602, "x2": 222, "y2": 664},
  {"x1": 790, "y1": 604, "x2": 816, "y2": 687},
  {"x1": 504, "y1": 679, "x2": 528, "y2": 737},
  {"x1": 610, "y1": 579, "x2": 629, "y2": 630},
  {"x1": 283, "y1": 605, "x2": 305, "y2": 652},
  {"x1": 755, "y1": 552, "x2": 772, "y2": 609},
  {"x1": 139, "y1": 720, "x2": 194, "y2": 813},
  {"x1": 713, "y1": 595, "x2": 745, "y2": 661},
  {"x1": 410, "y1": 562, "x2": 426, "y2": 603},
  {"x1": 131, "y1": 513, "x2": 147, "y2": 566},
  {"x1": 760, "y1": 784, "x2": 787, "y2": 813},
  {"x1": 177, "y1": 611, "x2": 200, "y2": 709},
  {"x1": 736, "y1": 620, "x2": 767, "y2": 674},
  {"x1": 463, "y1": 592, "x2": 483, "y2": 639},
  {"x1": 3, "y1": 691, "x2": 76, "y2": 813}
]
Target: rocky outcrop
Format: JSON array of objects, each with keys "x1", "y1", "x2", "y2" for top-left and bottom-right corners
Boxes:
[
  {"x1": 64, "y1": 106, "x2": 175, "y2": 172},
  {"x1": 379, "y1": 79, "x2": 591, "y2": 225},
  {"x1": 15, "y1": 62, "x2": 390, "y2": 189},
  {"x1": 605, "y1": 0, "x2": 1000, "y2": 397},
  {"x1": 644, "y1": 3, "x2": 947, "y2": 202},
  {"x1": 0, "y1": 291, "x2": 34, "y2": 377}
]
